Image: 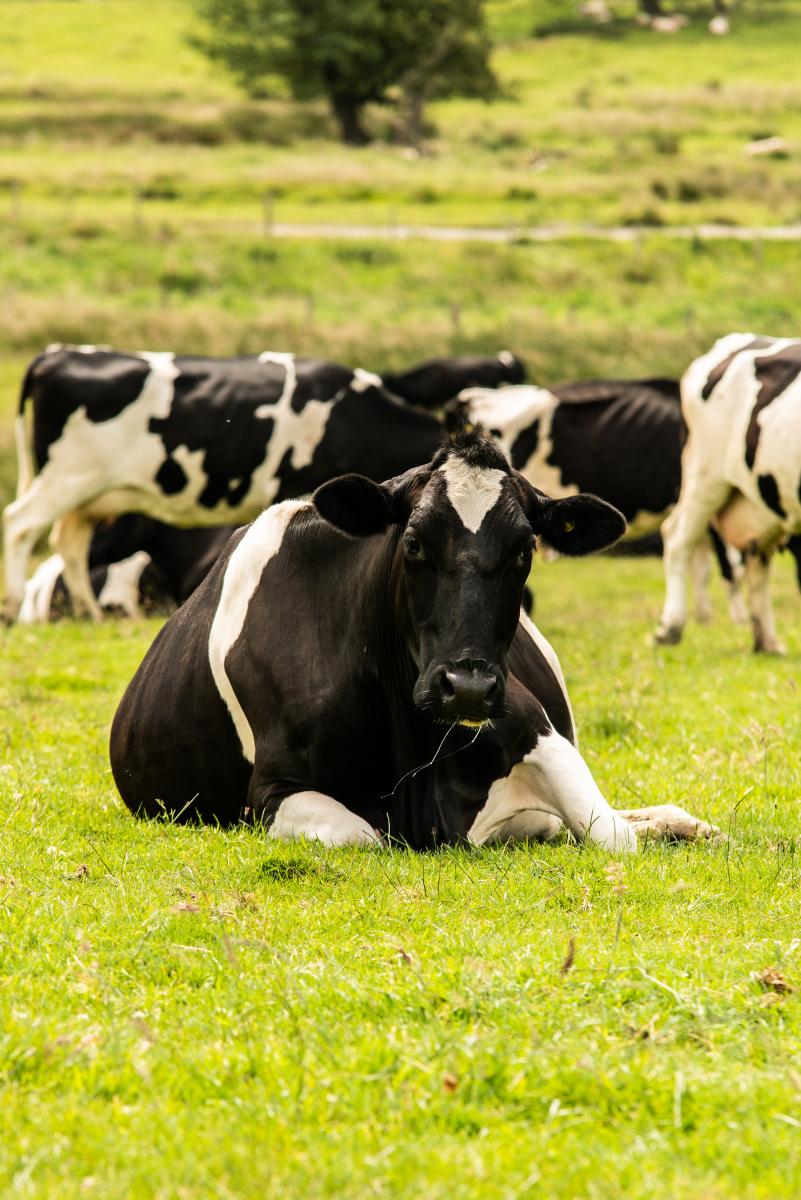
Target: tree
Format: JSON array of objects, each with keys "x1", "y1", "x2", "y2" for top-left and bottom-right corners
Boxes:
[{"x1": 191, "y1": 0, "x2": 497, "y2": 145}]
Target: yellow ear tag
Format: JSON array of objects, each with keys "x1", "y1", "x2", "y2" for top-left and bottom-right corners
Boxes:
[{"x1": 563, "y1": 521, "x2": 575, "y2": 533}]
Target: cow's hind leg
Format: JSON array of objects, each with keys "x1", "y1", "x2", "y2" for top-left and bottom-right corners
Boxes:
[
  {"x1": 3, "y1": 483, "x2": 58, "y2": 620},
  {"x1": 615, "y1": 805, "x2": 721, "y2": 842},
  {"x1": 656, "y1": 478, "x2": 732, "y2": 645},
  {"x1": 744, "y1": 549, "x2": 782, "y2": 654},
  {"x1": 51, "y1": 512, "x2": 103, "y2": 620},
  {"x1": 268, "y1": 791, "x2": 381, "y2": 846},
  {"x1": 691, "y1": 539, "x2": 713, "y2": 623}
]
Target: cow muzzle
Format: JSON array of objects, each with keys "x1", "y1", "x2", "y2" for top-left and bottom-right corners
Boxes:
[{"x1": 420, "y1": 659, "x2": 506, "y2": 725}]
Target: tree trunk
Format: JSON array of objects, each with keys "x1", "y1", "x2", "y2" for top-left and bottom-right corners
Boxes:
[
  {"x1": 330, "y1": 95, "x2": 370, "y2": 145},
  {"x1": 398, "y1": 88, "x2": 427, "y2": 147}
]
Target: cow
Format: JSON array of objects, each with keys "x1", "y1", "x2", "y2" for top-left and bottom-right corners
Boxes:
[
  {"x1": 655, "y1": 333, "x2": 801, "y2": 653},
  {"x1": 18, "y1": 516, "x2": 238, "y2": 622},
  {"x1": 4, "y1": 346, "x2": 520, "y2": 623},
  {"x1": 110, "y1": 427, "x2": 717, "y2": 850},
  {"x1": 382, "y1": 351, "x2": 525, "y2": 408},
  {"x1": 456, "y1": 377, "x2": 746, "y2": 624}
]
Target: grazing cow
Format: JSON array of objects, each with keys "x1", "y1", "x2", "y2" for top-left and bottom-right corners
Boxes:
[
  {"x1": 110, "y1": 428, "x2": 717, "y2": 850},
  {"x1": 3, "y1": 346, "x2": 443, "y2": 621},
  {"x1": 4, "y1": 347, "x2": 521, "y2": 622},
  {"x1": 382, "y1": 351, "x2": 525, "y2": 408},
  {"x1": 458, "y1": 377, "x2": 744, "y2": 622},
  {"x1": 19, "y1": 516, "x2": 238, "y2": 622},
  {"x1": 656, "y1": 333, "x2": 801, "y2": 653}
]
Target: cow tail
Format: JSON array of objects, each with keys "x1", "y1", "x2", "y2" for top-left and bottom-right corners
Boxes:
[{"x1": 14, "y1": 360, "x2": 38, "y2": 497}]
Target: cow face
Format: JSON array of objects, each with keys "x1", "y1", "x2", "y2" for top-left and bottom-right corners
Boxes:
[{"x1": 314, "y1": 431, "x2": 625, "y2": 726}]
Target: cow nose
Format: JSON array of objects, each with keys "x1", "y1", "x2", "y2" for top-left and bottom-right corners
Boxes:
[{"x1": 433, "y1": 662, "x2": 504, "y2": 721}]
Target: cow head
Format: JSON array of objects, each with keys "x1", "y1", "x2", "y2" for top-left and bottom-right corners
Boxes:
[{"x1": 313, "y1": 428, "x2": 625, "y2": 726}]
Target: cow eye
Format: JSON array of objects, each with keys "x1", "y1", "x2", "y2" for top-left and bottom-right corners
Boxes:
[
  {"x1": 514, "y1": 545, "x2": 532, "y2": 571},
  {"x1": 404, "y1": 533, "x2": 425, "y2": 561}
]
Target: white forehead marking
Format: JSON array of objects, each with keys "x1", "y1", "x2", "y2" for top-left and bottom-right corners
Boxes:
[{"x1": 440, "y1": 457, "x2": 507, "y2": 534}]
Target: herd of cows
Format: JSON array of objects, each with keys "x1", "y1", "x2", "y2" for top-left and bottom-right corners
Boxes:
[{"x1": 4, "y1": 333, "x2": 801, "y2": 849}]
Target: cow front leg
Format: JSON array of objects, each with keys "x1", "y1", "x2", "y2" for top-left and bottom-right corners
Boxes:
[
  {"x1": 614, "y1": 805, "x2": 721, "y2": 841},
  {"x1": 268, "y1": 791, "x2": 381, "y2": 847},
  {"x1": 655, "y1": 480, "x2": 732, "y2": 645},
  {"x1": 469, "y1": 729, "x2": 637, "y2": 853},
  {"x1": 744, "y1": 549, "x2": 783, "y2": 654},
  {"x1": 3, "y1": 487, "x2": 53, "y2": 620}
]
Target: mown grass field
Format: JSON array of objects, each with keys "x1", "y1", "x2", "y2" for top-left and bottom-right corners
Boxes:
[
  {"x1": 1, "y1": 0, "x2": 800, "y2": 232},
  {"x1": 2, "y1": 554, "x2": 801, "y2": 1198},
  {"x1": 3, "y1": 0, "x2": 801, "y2": 1194}
]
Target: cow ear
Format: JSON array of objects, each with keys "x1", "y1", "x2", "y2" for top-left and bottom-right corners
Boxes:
[
  {"x1": 526, "y1": 489, "x2": 627, "y2": 556},
  {"x1": 313, "y1": 474, "x2": 398, "y2": 537}
]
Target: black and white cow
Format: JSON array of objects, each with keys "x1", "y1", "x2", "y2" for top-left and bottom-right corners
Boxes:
[
  {"x1": 382, "y1": 351, "x2": 525, "y2": 408},
  {"x1": 4, "y1": 346, "x2": 521, "y2": 622},
  {"x1": 111, "y1": 428, "x2": 717, "y2": 850},
  {"x1": 656, "y1": 333, "x2": 801, "y2": 653},
  {"x1": 458, "y1": 377, "x2": 745, "y2": 623},
  {"x1": 3, "y1": 346, "x2": 440, "y2": 621},
  {"x1": 18, "y1": 516, "x2": 238, "y2": 622}
]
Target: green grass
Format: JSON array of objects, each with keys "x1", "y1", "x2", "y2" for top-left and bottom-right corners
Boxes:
[
  {"x1": 3, "y1": 223, "x2": 800, "y2": 512},
  {"x1": 2, "y1": 7, "x2": 801, "y2": 1189},
  {"x1": 1, "y1": 0, "x2": 800, "y2": 230},
  {"x1": 2, "y1": 555, "x2": 801, "y2": 1197}
]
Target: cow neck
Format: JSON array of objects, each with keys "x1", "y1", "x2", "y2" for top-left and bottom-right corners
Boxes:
[{"x1": 362, "y1": 528, "x2": 420, "y2": 709}]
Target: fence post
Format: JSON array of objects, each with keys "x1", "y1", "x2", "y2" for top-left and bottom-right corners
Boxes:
[
  {"x1": 263, "y1": 190, "x2": 275, "y2": 236},
  {"x1": 9, "y1": 179, "x2": 22, "y2": 222}
]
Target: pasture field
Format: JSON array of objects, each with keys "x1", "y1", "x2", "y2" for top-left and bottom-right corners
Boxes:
[
  {"x1": 1, "y1": 0, "x2": 800, "y2": 231},
  {"x1": 2, "y1": 227, "x2": 801, "y2": 514},
  {"x1": 2, "y1": 555, "x2": 801, "y2": 1197}
]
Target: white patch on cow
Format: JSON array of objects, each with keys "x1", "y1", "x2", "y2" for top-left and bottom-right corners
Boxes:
[
  {"x1": 498, "y1": 350, "x2": 515, "y2": 368},
  {"x1": 18, "y1": 554, "x2": 65, "y2": 623},
  {"x1": 351, "y1": 368, "x2": 383, "y2": 392},
  {"x1": 658, "y1": 334, "x2": 801, "y2": 647},
  {"x1": 208, "y1": 500, "x2": 307, "y2": 763},
  {"x1": 440, "y1": 457, "x2": 506, "y2": 533},
  {"x1": 518, "y1": 607, "x2": 576, "y2": 743},
  {"x1": 469, "y1": 729, "x2": 637, "y2": 852},
  {"x1": 255, "y1": 351, "x2": 296, "y2": 417},
  {"x1": 251, "y1": 352, "x2": 333, "y2": 484},
  {"x1": 268, "y1": 791, "x2": 380, "y2": 846},
  {"x1": 97, "y1": 550, "x2": 153, "y2": 618},
  {"x1": 460, "y1": 385, "x2": 577, "y2": 501}
]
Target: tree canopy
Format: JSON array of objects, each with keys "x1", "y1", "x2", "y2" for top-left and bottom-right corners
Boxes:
[{"x1": 191, "y1": 0, "x2": 497, "y2": 144}]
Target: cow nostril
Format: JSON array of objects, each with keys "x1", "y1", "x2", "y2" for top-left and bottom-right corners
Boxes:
[
  {"x1": 484, "y1": 676, "x2": 499, "y2": 702},
  {"x1": 440, "y1": 671, "x2": 456, "y2": 699}
]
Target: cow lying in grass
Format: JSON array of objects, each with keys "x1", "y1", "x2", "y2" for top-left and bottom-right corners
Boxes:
[
  {"x1": 111, "y1": 427, "x2": 717, "y2": 850},
  {"x1": 18, "y1": 516, "x2": 237, "y2": 622}
]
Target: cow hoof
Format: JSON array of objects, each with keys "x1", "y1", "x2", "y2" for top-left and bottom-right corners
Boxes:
[
  {"x1": 655, "y1": 816, "x2": 722, "y2": 842},
  {"x1": 623, "y1": 805, "x2": 722, "y2": 842},
  {"x1": 754, "y1": 642, "x2": 786, "y2": 656},
  {"x1": 654, "y1": 625, "x2": 682, "y2": 646},
  {"x1": 694, "y1": 608, "x2": 713, "y2": 625}
]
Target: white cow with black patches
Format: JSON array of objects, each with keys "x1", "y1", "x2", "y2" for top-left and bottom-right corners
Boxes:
[
  {"x1": 110, "y1": 427, "x2": 718, "y2": 852},
  {"x1": 3, "y1": 345, "x2": 445, "y2": 621},
  {"x1": 656, "y1": 334, "x2": 801, "y2": 653}
]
